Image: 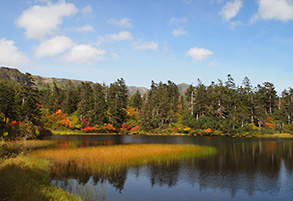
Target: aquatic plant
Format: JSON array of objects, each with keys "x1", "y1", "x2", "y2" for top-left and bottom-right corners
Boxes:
[{"x1": 31, "y1": 144, "x2": 217, "y2": 177}]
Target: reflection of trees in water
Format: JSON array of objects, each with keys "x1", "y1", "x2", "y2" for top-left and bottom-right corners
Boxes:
[
  {"x1": 49, "y1": 139, "x2": 293, "y2": 199},
  {"x1": 180, "y1": 140, "x2": 293, "y2": 197},
  {"x1": 147, "y1": 160, "x2": 180, "y2": 187},
  {"x1": 50, "y1": 161, "x2": 128, "y2": 193}
]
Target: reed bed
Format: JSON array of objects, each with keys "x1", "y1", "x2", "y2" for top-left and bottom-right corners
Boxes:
[{"x1": 31, "y1": 144, "x2": 216, "y2": 174}]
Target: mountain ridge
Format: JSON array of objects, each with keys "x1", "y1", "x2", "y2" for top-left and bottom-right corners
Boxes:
[{"x1": 0, "y1": 67, "x2": 188, "y2": 96}]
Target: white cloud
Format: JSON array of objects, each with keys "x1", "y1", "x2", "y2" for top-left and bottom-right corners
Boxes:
[
  {"x1": 172, "y1": 27, "x2": 187, "y2": 37},
  {"x1": 0, "y1": 38, "x2": 29, "y2": 67},
  {"x1": 61, "y1": 44, "x2": 106, "y2": 64},
  {"x1": 16, "y1": 0, "x2": 78, "y2": 40},
  {"x1": 168, "y1": 17, "x2": 188, "y2": 26},
  {"x1": 132, "y1": 41, "x2": 158, "y2": 50},
  {"x1": 208, "y1": 60, "x2": 218, "y2": 67},
  {"x1": 72, "y1": 24, "x2": 95, "y2": 32},
  {"x1": 253, "y1": 0, "x2": 293, "y2": 22},
  {"x1": 81, "y1": 5, "x2": 93, "y2": 18},
  {"x1": 182, "y1": 0, "x2": 192, "y2": 4},
  {"x1": 219, "y1": 0, "x2": 242, "y2": 21},
  {"x1": 96, "y1": 31, "x2": 133, "y2": 45},
  {"x1": 108, "y1": 18, "x2": 133, "y2": 28},
  {"x1": 210, "y1": 0, "x2": 224, "y2": 3},
  {"x1": 110, "y1": 53, "x2": 120, "y2": 58},
  {"x1": 106, "y1": 31, "x2": 133, "y2": 41},
  {"x1": 186, "y1": 47, "x2": 213, "y2": 62},
  {"x1": 35, "y1": 36, "x2": 74, "y2": 58}
]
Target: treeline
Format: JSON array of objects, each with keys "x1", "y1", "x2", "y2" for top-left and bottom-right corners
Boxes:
[{"x1": 0, "y1": 73, "x2": 292, "y2": 139}]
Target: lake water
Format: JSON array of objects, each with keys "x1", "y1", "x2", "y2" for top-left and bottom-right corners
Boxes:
[{"x1": 41, "y1": 135, "x2": 293, "y2": 201}]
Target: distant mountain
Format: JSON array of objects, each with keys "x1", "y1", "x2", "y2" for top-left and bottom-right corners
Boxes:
[
  {"x1": 177, "y1": 83, "x2": 190, "y2": 95},
  {"x1": 0, "y1": 67, "x2": 29, "y2": 84},
  {"x1": 0, "y1": 67, "x2": 149, "y2": 96},
  {"x1": 33, "y1": 75, "x2": 88, "y2": 90},
  {"x1": 127, "y1": 86, "x2": 148, "y2": 96}
]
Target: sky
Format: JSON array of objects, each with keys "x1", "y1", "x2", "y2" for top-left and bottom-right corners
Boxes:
[{"x1": 0, "y1": 0, "x2": 292, "y2": 93}]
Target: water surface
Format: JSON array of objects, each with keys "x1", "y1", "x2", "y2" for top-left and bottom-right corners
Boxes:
[{"x1": 41, "y1": 135, "x2": 293, "y2": 201}]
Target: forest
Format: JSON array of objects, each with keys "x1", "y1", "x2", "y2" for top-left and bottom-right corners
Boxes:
[{"x1": 0, "y1": 72, "x2": 292, "y2": 141}]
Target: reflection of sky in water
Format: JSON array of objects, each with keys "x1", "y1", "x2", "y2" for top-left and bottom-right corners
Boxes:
[{"x1": 43, "y1": 135, "x2": 293, "y2": 201}]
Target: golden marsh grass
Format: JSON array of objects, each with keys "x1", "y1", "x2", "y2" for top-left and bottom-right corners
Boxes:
[{"x1": 31, "y1": 144, "x2": 216, "y2": 173}]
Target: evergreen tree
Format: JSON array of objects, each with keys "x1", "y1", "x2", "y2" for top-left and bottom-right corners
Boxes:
[
  {"x1": 108, "y1": 78, "x2": 128, "y2": 129},
  {"x1": 16, "y1": 73, "x2": 40, "y2": 124},
  {"x1": 77, "y1": 82, "x2": 94, "y2": 125},
  {"x1": 129, "y1": 90, "x2": 142, "y2": 112},
  {"x1": 0, "y1": 80, "x2": 17, "y2": 129},
  {"x1": 92, "y1": 83, "x2": 107, "y2": 125},
  {"x1": 62, "y1": 81, "x2": 79, "y2": 115},
  {"x1": 184, "y1": 84, "x2": 195, "y2": 116}
]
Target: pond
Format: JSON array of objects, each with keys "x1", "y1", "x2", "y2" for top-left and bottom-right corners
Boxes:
[{"x1": 41, "y1": 135, "x2": 293, "y2": 201}]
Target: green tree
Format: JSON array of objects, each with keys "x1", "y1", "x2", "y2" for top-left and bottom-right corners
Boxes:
[
  {"x1": 0, "y1": 80, "x2": 17, "y2": 130},
  {"x1": 92, "y1": 83, "x2": 107, "y2": 125},
  {"x1": 108, "y1": 78, "x2": 128, "y2": 129},
  {"x1": 77, "y1": 82, "x2": 94, "y2": 126},
  {"x1": 129, "y1": 90, "x2": 142, "y2": 112},
  {"x1": 184, "y1": 84, "x2": 195, "y2": 116},
  {"x1": 62, "y1": 81, "x2": 79, "y2": 115},
  {"x1": 16, "y1": 73, "x2": 40, "y2": 124}
]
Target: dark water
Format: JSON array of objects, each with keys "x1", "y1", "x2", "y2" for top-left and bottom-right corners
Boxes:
[{"x1": 41, "y1": 135, "x2": 293, "y2": 201}]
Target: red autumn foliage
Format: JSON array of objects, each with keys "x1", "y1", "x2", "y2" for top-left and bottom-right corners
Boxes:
[
  {"x1": 82, "y1": 117, "x2": 87, "y2": 126},
  {"x1": 103, "y1": 123, "x2": 116, "y2": 131},
  {"x1": 82, "y1": 127, "x2": 97, "y2": 132},
  {"x1": 264, "y1": 123, "x2": 274, "y2": 128},
  {"x1": 9, "y1": 121, "x2": 21, "y2": 127},
  {"x1": 120, "y1": 123, "x2": 131, "y2": 131},
  {"x1": 203, "y1": 128, "x2": 212, "y2": 133},
  {"x1": 130, "y1": 126, "x2": 139, "y2": 132}
]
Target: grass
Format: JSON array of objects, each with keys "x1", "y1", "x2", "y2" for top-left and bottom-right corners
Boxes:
[
  {"x1": 257, "y1": 133, "x2": 293, "y2": 138},
  {"x1": 31, "y1": 144, "x2": 217, "y2": 175},
  {"x1": 1, "y1": 140, "x2": 56, "y2": 160},
  {"x1": 1, "y1": 143, "x2": 216, "y2": 200},
  {"x1": 51, "y1": 129, "x2": 117, "y2": 135},
  {"x1": 0, "y1": 156, "x2": 81, "y2": 201},
  {"x1": 4, "y1": 140, "x2": 56, "y2": 149}
]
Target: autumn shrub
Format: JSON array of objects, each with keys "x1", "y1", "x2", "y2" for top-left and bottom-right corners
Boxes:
[
  {"x1": 120, "y1": 123, "x2": 131, "y2": 132},
  {"x1": 103, "y1": 123, "x2": 116, "y2": 133},
  {"x1": 130, "y1": 125, "x2": 139, "y2": 132}
]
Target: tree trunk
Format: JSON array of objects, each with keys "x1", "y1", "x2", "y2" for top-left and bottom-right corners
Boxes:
[{"x1": 191, "y1": 91, "x2": 194, "y2": 115}]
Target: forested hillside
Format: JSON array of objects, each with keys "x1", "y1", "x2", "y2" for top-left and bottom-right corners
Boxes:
[
  {"x1": 0, "y1": 67, "x2": 148, "y2": 96},
  {"x1": 0, "y1": 67, "x2": 292, "y2": 140}
]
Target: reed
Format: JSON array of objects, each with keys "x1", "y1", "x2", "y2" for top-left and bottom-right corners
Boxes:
[{"x1": 31, "y1": 144, "x2": 216, "y2": 174}]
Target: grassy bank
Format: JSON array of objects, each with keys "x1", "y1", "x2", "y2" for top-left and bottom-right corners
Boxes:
[
  {"x1": 51, "y1": 129, "x2": 117, "y2": 135},
  {"x1": 50, "y1": 128, "x2": 293, "y2": 138},
  {"x1": 256, "y1": 133, "x2": 293, "y2": 138},
  {"x1": 31, "y1": 144, "x2": 217, "y2": 174},
  {"x1": 0, "y1": 140, "x2": 56, "y2": 160},
  {"x1": 0, "y1": 156, "x2": 81, "y2": 201}
]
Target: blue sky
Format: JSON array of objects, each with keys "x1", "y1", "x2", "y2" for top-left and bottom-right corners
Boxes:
[{"x1": 0, "y1": 0, "x2": 292, "y2": 93}]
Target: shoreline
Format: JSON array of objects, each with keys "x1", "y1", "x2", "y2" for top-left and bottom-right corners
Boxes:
[{"x1": 50, "y1": 130, "x2": 293, "y2": 138}]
